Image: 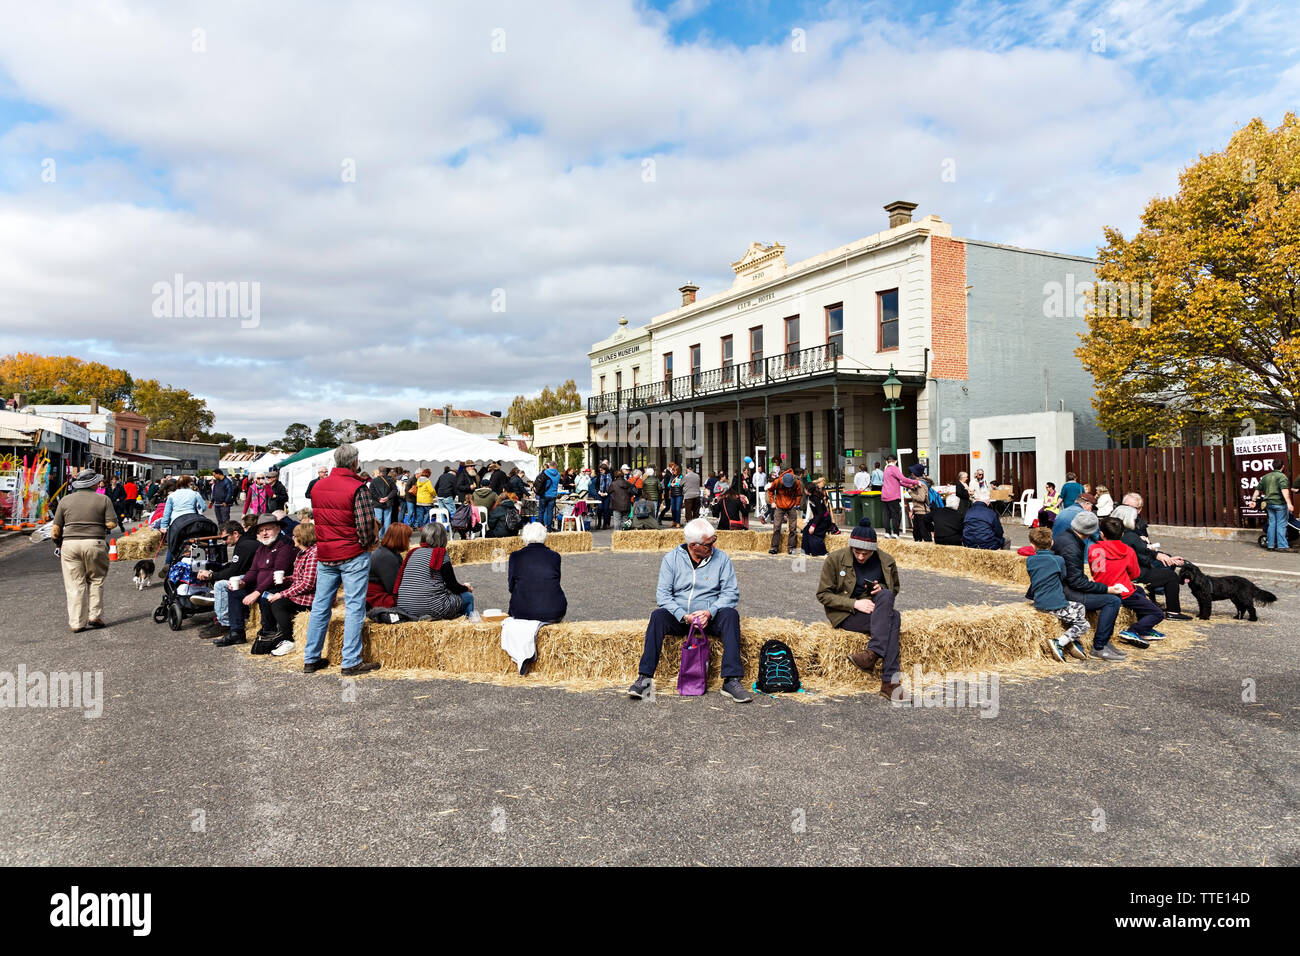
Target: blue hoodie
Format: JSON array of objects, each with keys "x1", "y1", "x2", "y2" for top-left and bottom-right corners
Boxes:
[
  {"x1": 656, "y1": 543, "x2": 739, "y2": 620},
  {"x1": 543, "y1": 467, "x2": 561, "y2": 499}
]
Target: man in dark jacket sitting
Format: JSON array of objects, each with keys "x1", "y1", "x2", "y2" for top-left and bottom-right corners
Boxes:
[
  {"x1": 507, "y1": 523, "x2": 567, "y2": 622},
  {"x1": 196, "y1": 520, "x2": 260, "y2": 638},
  {"x1": 1051, "y1": 510, "x2": 1127, "y2": 660},
  {"x1": 932, "y1": 493, "x2": 965, "y2": 546},
  {"x1": 961, "y1": 491, "x2": 1006, "y2": 550}
]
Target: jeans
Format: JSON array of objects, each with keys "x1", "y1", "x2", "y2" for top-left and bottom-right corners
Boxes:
[
  {"x1": 639, "y1": 606, "x2": 743, "y2": 681},
  {"x1": 836, "y1": 588, "x2": 902, "y2": 682},
  {"x1": 540, "y1": 496, "x2": 557, "y2": 531},
  {"x1": 1076, "y1": 590, "x2": 1121, "y2": 650},
  {"x1": 1266, "y1": 504, "x2": 1289, "y2": 549},
  {"x1": 304, "y1": 552, "x2": 372, "y2": 669},
  {"x1": 374, "y1": 506, "x2": 392, "y2": 536},
  {"x1": 214, "y1": 578, "x2": 232, "y2": 626}
]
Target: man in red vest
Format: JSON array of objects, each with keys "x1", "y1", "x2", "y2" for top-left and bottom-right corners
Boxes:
[{"x1": 302, "y1": 444, "x2": 381, "y2": 676}]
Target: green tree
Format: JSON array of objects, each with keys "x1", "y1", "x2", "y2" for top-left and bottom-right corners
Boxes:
[
  {"x1": 313, "y1": 419, "x2": 337, "y2": 447},
  {"x1": 507, "y1": 379, "x2": 582, "y2": 441},
  {"x1": 131, "y1": 379, "x2": 214, "y2": 440},
  {"x1": 1078, "y1": 113, "x2": 1300, "y2": 443},
  {"x1": 282, "y1": 423, "x2": 312, "y2": 452}
]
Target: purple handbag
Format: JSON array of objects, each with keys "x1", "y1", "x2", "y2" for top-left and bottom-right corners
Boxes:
[{"x1": 677, "y1": 621, "x2": 710, "y2": 696}]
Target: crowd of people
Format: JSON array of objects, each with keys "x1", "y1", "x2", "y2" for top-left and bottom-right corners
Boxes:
[{"x1": 48, "y1": 447, "x2": 1294, "y2": 704}]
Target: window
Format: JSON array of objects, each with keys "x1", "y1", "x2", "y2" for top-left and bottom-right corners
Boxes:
[
  {"x1": 690, "y1": 344, "x2": 701, "y2": 384},
  {"x1": 750, "y1": 326, "x2": 763, "y2": 375},
  {"x1": 599, "y1": 374, "x2": 606, "y2": 394},
  {"x1": 721, "y1": 335, "x2": 734, "y2": 382},
  {"x1": 826, "y1": 303, "x2": 843, "y2": 357},
  {"x1": 615, "y1": 370, "x2": 622, "y2": 392},
  {"x1": 878, "y1": 289, "x2": 899, "y2": 351},
  {"x1": 784, "y1": 315, "x2": 800, "y2": 367}
]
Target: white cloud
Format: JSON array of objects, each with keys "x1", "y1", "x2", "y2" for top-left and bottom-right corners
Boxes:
[{"x1": 0, "y1": 0, "x2": 1294, "y2": 439}]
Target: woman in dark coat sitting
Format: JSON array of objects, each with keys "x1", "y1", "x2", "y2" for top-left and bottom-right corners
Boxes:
[
  {"x1": 367, "y1": 522, "x2": 411, "y2": 610},
  {"x1": 506, "y1": 522, "x2": 567, "y2": 623}
]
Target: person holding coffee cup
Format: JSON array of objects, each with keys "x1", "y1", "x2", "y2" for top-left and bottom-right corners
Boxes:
[{"x1": 215, "y1": 514, "x2": 296, "y2": 647}]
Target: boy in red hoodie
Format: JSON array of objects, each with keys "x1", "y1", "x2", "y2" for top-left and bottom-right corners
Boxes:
[{"x1": 1088, "y1": 516, "x2": 1165, "y2": 647}]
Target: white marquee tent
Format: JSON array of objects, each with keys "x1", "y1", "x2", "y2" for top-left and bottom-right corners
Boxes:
[{"x1": 281, "y1": 425, "x2": 538, "y2": 511}]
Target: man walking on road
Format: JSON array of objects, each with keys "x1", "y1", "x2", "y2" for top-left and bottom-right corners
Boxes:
[
  {"x1": 302, "y1": 444, "x2": 380, "y2": 676},
  {"x1": 1251, "y1": 460, "x2": 1295, "y2": 552},
  {"x1": 50, "y1": 470, "x2": 118, "y2": 633}
]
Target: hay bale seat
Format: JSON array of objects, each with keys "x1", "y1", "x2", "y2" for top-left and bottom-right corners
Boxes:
[
  {"x1": 445, "y1": 531, "x2": 591, "y2": 565},
  {"x1": 115, "y1": 528, "x2": 163, "y2": 561},
  {"x1": 287, "y1": 601, "x2": 1152, "y2": 695},
  {"x1": 611, "y1": 529, "x2": 1029, "y2": 588}
]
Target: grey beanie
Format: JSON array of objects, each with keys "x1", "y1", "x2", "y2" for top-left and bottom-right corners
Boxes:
[{"x1": 1071, "y1": 511, "x2": 1099, "y2": 536}]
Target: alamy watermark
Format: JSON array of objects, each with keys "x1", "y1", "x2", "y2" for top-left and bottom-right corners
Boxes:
[
  {"x1": 1043, "y1": 274, "x2": 1150, "y2": 326},
  {"x1": 151, "y1": 273, "x2": 261, "y2": 328},
  {"x1": 0, "y1": 666, "x2": 102, "y2": 718},
  {"x1": 592, "y1": 410, "x2": 704, "y2": 457},
  {"x1": 892, "y1": 665, "x2": 999, "y2": 717}
]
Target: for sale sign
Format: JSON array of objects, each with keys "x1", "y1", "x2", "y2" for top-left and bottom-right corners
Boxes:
[{"x1": 1233, "y1": 433, "x2": 1287, "y2": 517}]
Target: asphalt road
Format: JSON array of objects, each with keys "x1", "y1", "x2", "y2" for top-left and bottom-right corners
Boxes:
[{"x1": 1, "y1": 529, "x2": 1297, "y2": 866}]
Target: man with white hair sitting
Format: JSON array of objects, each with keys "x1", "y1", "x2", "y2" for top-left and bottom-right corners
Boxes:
[{"x1": 627, "y1": 518, "x2": 751, "y2": 703}]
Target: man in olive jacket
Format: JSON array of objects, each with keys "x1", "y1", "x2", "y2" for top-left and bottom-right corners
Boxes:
[{"x1": 816, "y1": 519, "x2": 907, "y2": 701}]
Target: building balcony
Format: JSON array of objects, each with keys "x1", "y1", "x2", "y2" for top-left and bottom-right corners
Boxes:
[{"x1": 588, "y1": 343, "x2": 914, "y2": 416}]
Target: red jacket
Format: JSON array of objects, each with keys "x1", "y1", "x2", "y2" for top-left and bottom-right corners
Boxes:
[
  {"x1": 312, "y1": 468, "x2": 366, "y2": 563},
  {"x1": 1087, "y1": 539, "x2": 1139, "y2": 597}
]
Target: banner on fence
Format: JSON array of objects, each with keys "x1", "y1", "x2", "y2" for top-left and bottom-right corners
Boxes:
[{"x1": 1233, "y1": 433, "x2": 1287, "y2": 518}]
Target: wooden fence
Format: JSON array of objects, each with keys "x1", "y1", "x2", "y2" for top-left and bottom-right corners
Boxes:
[{"x1": 1065, "y1": 445, "x2": 1300, "y2": 528}]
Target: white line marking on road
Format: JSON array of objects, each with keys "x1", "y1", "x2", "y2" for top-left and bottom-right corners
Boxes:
[{"x1": 1193, "y1": 563, "x2": 1300, "y2": 578}]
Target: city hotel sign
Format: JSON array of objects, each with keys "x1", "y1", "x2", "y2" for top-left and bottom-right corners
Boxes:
[
  {"x1": 596, "y1": 344, "x2": 642, "y2": 364},
  {"x1": 736, "y1": 291, "x2": 776, "y2": 311}
]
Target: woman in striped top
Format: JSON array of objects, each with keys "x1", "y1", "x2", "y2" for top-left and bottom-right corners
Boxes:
[{"x1": 395, "y1": 522, "x2": 480, "y2": 622}]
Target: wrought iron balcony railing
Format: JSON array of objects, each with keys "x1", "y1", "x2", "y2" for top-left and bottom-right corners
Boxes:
[{"x1": 588, "y1": 342, "x2": 852, "y2": 416}]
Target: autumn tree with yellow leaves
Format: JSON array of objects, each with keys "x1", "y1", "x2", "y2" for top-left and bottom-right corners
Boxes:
[{"x1": 1078, "y1": 113, "x2": 1300, "y2": 443}]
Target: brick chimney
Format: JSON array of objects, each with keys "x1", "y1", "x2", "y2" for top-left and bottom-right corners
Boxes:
[
  {"x1": 884, "y1": 200, "x2": 918, "y2": 229},
  {"x1": 678, "y1": 283, "x2": 699, "y2": 307}
]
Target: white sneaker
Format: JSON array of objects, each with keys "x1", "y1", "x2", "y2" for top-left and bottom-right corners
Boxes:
[{"x1": 271, "y1": 639, "x2": 294, "y2": 657}]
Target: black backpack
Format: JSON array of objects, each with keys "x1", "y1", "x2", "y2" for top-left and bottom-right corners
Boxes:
[
  {"x1": 533, "y1": 473, "x2": 550, "y2": 498},
  {"x1": 502, "y1": 508, "x2": 523, "y2": 534},
  {"x1": 756, "y1": 640, "x2": 801, "y2": 694}
]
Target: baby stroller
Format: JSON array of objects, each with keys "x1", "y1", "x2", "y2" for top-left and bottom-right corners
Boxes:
[
  {"x1": 152, "y1": 513, "x2": 226, "y2": 631},
  {"x1": 1257, "y1": 512, "x2": 1300, "y2": 550}
]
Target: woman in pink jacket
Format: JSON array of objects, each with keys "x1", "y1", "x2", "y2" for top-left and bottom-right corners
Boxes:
[{"x1": 879, "y1": 454, "x2": 918, "y2": 539}]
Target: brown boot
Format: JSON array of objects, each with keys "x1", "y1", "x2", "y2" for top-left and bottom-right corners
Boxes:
[
  {"x1": 879, "y1": 681, "x2": 911, "y2": 703},
  {"x1": 849, "y1": 649, "x2": 880, "y2": 672}
]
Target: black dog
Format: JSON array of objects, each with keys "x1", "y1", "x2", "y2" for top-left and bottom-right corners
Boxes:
[
  {"x1": 1178, "y1": 561, "x2": 1277, "y2": 621},
  {"x1": 133, "y1": 560, "x2": 156, "y2": 590}
]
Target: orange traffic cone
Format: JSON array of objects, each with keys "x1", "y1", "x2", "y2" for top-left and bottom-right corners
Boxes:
[{"x1": 109, "y1": 540, "x2": 118, "y2": 561}]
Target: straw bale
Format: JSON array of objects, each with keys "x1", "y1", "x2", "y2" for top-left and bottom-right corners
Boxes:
[
  {"x1": 115, "y1": 529, "x2": 163, "y2": 561},
  {"x1": 278, "y1": 598, "x2": 1191, "y2": 696},
  {"x1": 446, "y1": 531, "x2": 591, "y2": 566}
]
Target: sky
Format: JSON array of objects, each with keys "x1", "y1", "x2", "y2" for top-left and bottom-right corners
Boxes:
[{"x1": 0, "y1": 0, "x2": 1295, "y2": 441}]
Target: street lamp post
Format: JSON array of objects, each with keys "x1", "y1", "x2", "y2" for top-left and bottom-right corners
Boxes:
[{"x1": 882, "y1": 365, "x2": 904, "y2": 458}]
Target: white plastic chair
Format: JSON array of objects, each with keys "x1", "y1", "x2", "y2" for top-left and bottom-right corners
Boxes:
[
  {"x1": 559, "y1": 499, "x2": 587, "y2": 532},
  {"x1": 473, "y1": 506, "x2": 489, "y2": 538},
  {"x1": 1010, "y1": 489, "x2": 1034, "y2": 519}
]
